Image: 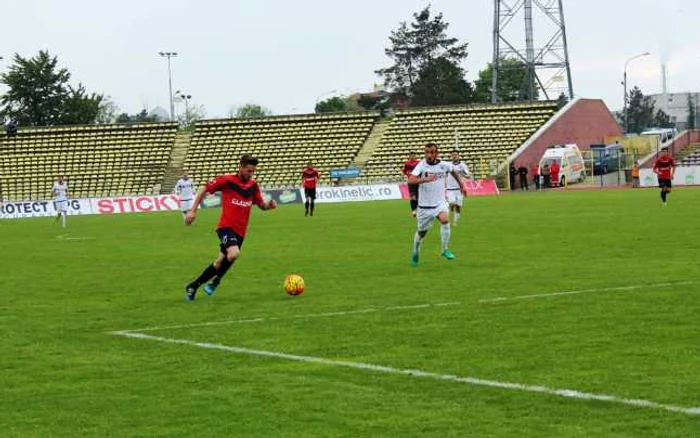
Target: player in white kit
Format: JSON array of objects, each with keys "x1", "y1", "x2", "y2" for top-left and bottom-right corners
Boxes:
[
  {"x1": 174, "y1": 172, "x2": 196, "y2": 224},
  {"x1": 446, "y1": 151, "x2": 470, "y2": 226},
  {"x1": 52, "y1": 174, "x2": 69, "y2": 228},
  {"x1": 408, "y1": 143, "x2": 468, "y2": 266}
]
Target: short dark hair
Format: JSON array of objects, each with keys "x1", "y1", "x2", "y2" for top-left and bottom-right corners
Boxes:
[
  {"x1": 240, "y1": 154, "x2": 259, "y2": 166},
  {"x1": 424, "y1": 142, "x2": 438, "y2": 150}
]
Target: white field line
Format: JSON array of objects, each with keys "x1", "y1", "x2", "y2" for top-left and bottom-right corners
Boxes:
[
  {"x1": 120, "y1": 280, "x2": 695, "y2": 334},
  {"x1": 478, "y1": 281, "x2": 695, "y2": 304},
  {"x1": 56, "y1": 235, "x2": 94, "y2": 241},
  {"x1": 112, "y1": 330, "x2": 700, "y2": 417},
  {"x1": 122, "y1": 302, "x2": 464, "y2": 333}
]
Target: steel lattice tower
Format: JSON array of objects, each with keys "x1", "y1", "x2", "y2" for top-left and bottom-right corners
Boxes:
[{"x1": 491, "y1": 0, "x2": 574, "y2": 103}]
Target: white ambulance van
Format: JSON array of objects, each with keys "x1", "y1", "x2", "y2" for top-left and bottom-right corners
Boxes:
[{"x1": 538, "y1": 144, "x2": 586, "y2": 186}]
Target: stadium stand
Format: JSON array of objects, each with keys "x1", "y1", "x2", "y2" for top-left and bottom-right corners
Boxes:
[
  {"x1": 184, "y1": 112, "x2": 380, "y2": 188},
  {"x1": 364, "y1": 102, "x2": 559, "y2": 181},
  {"x1": 677, "y1": 143, "x2": 700, "y2": 165},
  {"x1": 0, "y1": 122, "x2": 178, "y2": 201}
]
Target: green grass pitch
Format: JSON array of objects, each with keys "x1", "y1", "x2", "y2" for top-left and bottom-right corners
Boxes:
[{"x1": 2, "y1": 189, "x2": 700, "y2": 437}]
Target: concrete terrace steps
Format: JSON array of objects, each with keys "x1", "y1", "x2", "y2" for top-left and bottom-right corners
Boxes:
[{"x1": 160, "y1": 133, "x2": 191, "y2": 194}]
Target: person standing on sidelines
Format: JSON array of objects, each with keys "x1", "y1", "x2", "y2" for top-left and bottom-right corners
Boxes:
[
  {"x1": 532, "y1": 162, "x2": 540, "y2": 190},
  {"x1": 446, "y1": 150, "x2": 470, "y2": 226},
  {"x1": 184, "y1": 154, "x2": 277, "y2": 301},
  {"x1": 408, "y1": 143, "x2": 468, "y2": 266},
  {"x1": 52, "y1": 174, "x2": 69, "y2": 228},
  {"x1": 402, "y1": 152, "x2": 420, "y2": 217},
  {"x1": 174, "y1": 171, "x2": 196, "y2": 224},
  {"x1": 301, "y1": 163, "x2": 320, "y2": 217},
  {"x1": 631, "y1": 161, "x2": 640, "y2": 188}
]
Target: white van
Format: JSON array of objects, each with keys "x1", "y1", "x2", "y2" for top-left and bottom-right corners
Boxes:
[{"x1": 539, "y1": 144, "x2": 586, "y2": 186}]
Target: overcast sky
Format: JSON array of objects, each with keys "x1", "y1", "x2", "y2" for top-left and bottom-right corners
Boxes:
[{"x1": 3, "y1": 0, "x2": 699, "y2": 119}]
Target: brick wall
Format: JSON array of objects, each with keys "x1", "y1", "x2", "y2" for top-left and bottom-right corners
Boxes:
[{"x1": 513, "y1": 99, "x2": 623, "y2": 169}]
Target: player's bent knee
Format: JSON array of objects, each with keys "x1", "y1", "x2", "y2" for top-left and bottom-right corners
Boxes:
[{"x1": 226, "y1": 247, "x2": 240, "y2": 262}]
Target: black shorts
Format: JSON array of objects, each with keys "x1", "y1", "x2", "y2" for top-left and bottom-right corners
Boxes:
[
  {"x1": 658, "y1": 179, "x2": 672, "y2": 189},
  {"x1": 408, "y1": 183, "x2": 419, "y2": 198},
  {"x1": 304, "y1": 188, "x2": 317, "y2": 199},
  {"x1": 217, "y1": 227, "x2": 244, "y2": 254}
]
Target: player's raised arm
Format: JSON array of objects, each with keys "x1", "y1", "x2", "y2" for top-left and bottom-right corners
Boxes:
[
  {"x1": 408, "y1": 161, "x2": 437, "y2": 185},
  {"x1": 450, "y1": 169, "x2": 468, "y2": 196},
  {"x1": 253, "y1": 185, "x2": 276, "y2": 211},
  {"x1": 185, "y1": 186, "x2": 208, "y2": 226}
]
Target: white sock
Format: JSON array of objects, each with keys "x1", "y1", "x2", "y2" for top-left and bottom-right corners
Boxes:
[
  {"x1": 412, "y1": 232, "x2": 423, "y2": 255},
  {"x1": 453, "y1": 211, "x2": 460, "y2": 225},
  {"x1": 440, "y1": 223, "x2": 451, "y2": 251},
  {"x1": 61, "y1": 213, "x2": 66, "y2": 228}
]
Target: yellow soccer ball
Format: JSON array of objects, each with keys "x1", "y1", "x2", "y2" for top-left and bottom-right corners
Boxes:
[{"x1": 284, "y1": 274, "x2": 305, "y2": 296}]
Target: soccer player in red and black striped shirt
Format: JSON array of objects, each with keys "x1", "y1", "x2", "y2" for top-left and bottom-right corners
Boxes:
[
  {"x1": 184, "y1": 154, "x2": 277, "y2": 301},
  {"x1": 402, "y1": 152, "x2": 420, "y2": 216},
  {"x1": 302, "y1": 163, "x2": 320, "y2": 217},
  {"x1": 652, "y1": 148, "x2": 676, "y2": 206}
]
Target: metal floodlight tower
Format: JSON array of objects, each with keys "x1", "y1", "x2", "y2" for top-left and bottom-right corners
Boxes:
[
  {"x1": 491, "y1": 0, "x2": 574, "y2": 103},
  {"x1": 158, "y1": 51, "x2": 178, "y2": 121}
]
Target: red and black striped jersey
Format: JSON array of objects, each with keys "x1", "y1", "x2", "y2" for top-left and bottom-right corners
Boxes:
[{"x1": 206, "y1": 174, "x2": 264, "y2": 236}]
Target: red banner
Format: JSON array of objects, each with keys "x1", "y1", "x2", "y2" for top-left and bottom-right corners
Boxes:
[{"x1": 400, "y1": 180, "x2": 499, "y2": 198}]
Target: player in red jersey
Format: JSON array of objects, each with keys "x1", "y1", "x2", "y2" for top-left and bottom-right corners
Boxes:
[
  {"x1": 652, "y1": 148, "x2": 676, "y2": 206},
  {"x1": 302, "y1": 163, "x2": 320, "y2": 217},
  {"x1": 183, "y1": 154, "x2": 277, "y2": 301},
  {"x1": 402, "y1": 152, "x2": 420, "y2": 216}
]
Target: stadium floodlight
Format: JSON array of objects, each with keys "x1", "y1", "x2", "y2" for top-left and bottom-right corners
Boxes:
[
  {"x1": 623, "y1": 52, "x2": 650, "y2": 133},
  {"x1": 158, "y1": 52, "x2": 178, "y2": 122},
  {"x1": 175, "y1": 90, "x2": 192, "y2": 126}
]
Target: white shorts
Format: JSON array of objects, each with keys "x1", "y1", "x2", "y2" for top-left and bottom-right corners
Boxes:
[
  {"x1": 55, "y1": 200, "x2": 69, "y2": 213},
  {"x1": 180, "y1": 199, "x2": 194, "y2": 212},
  {"x1": 416, "y1": 200, "x2": 449, "y2": 232},
  {"x1": 446, "y1": 189, "x2": 464, "y2": 207}
]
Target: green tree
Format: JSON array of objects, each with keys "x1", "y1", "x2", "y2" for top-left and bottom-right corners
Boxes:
[
  {"x1": 315, "y1": 95, "x2": 364, "y2": 113},
  {"x1": 315, "y1": 96, "x2": 349, "y2": 113},
  {"x1": 95, "y1": 97, "x2": 120, "y2": 124},
  {"x1": 0, "y1": 50, "x2": 104, "y2": 126},
  {"x1": 687, "y1": 95, "x2": 697, "y2": 130},
  {"x1": 60, "y1": 84, "x2": 104, "y2": 125},
  {"x1": 653, "y1": 109, "x2": 674, "y2": 129},
  {"x1": 626, "y1": 86, "x2": 655, "y2": 133},
  {"x1": 411, "y1": 57, "x2": 473, "y2": 106},
  {"x1": 375, "y1": 5, "x2": 469, "y2": 102},
  {"x1": 115, "y1": 109, "x2": 159, "y2": 124},
  {"x1": 178, "y1": 104, "x2": 206, "y2": 126},
  {"x1": 473, "y1": 57, "x2": 538, "y2": 103},
  {"x1": 234, "y1": 103, "x2": 272, "y2": 118}
]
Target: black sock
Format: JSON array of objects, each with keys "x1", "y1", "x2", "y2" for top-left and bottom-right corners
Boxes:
[
  {"x1": 410, "y1": 199, "x2": 418, "y2": 211},
  {"x1": 305, "y1": 200, "x2": 310, "y2": 213},
  {"x1": 310, "y1": 200, "x2": 315, "y2": 215},
  {"x1": 193, "y1": 264, "x2": 217, "y2": 286},
  {"x1": 215, "y1": 258, "x2": 234, "y2": 283},
  {"x1": 661, "y1": 191, "x2": 667, "y2": 202}
]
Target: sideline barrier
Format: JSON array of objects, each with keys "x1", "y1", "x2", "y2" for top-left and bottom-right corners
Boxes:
[
  {"x1": 400, "y1": 179, "x2": 500, "y2": 198},
  {"x1": 639, "y1": 167, "x2": 700, "y2": 188},
  {"x1": 1, "y1": 184, "x2": 418, "y2": 220},
  {"x1": 0, "y1": 199, "x2": 92, "y2": 219},
  {"x1": 306, "y1": 184, "x2": 403, "y2": 204}
]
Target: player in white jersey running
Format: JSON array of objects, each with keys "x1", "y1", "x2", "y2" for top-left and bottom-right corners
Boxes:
[
  {"x1": 407, "y1": 143, "x2": 468, "y2": 266},
  {"x1": 174, "y1": 172, "x2": 196, "y2": 223},
  {"x1": 446, "y1": 151, "x2": 470, "y2": 226},
  {"x1": 52, "y1": 174, "x2": 69, "y2": 228}
]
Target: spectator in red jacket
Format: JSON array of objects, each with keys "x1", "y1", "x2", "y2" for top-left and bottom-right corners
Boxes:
[{"x1": 550, "y1": 160, "x2": 561, "y2": 187}]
